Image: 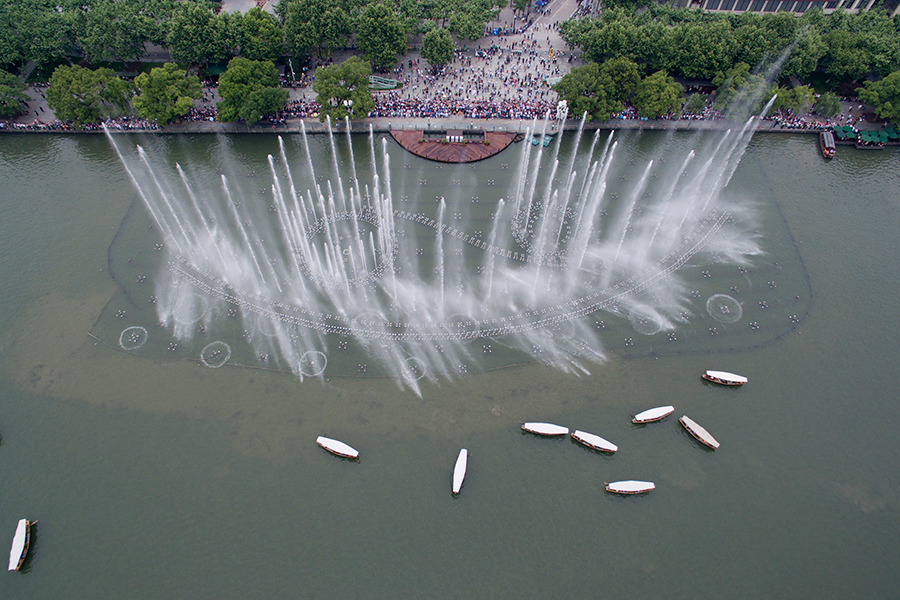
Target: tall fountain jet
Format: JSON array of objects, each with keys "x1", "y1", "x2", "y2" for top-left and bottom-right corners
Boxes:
[{"x1": 106, "y1": 103, "x2": 772, "y2": 395}]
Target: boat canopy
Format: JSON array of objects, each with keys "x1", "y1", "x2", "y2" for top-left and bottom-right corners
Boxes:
[
  {"x1": 680, "y1": 416, "x2": 721, "y2": 449},
  {"x1": 822, "y1": 131, "x2": 835, "y2": 148},
  {"x1": 572, "y1": 430, "x2": 618, "y2": 452},
  {"x1": 706, "y1": 370, "x2": 748, "y2": 384},
  {"x1": 452, "y1": 449, "x2": 468, "y2": 494},
  {"x1": 607, "y1": 480, "x2": 655, "y2": 493},
  {"x1": 8, "y1": 519, "x2": 27, "y2": 571},
  {"x1": 316, "y1": 436, "x2": 360, "y2": 458},
  {"x1": 522, "y1": 422, "x2": 569, "y2": 435},
  {"x1": 633, "y1": 405, "x2": 675, "y2": 423}
]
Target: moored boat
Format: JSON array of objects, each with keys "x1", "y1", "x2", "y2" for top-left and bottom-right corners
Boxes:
[
  {"x1": 679, "y1": 415, "x2": 720, "y2": 449},
  {"x1": 452, "y1": 449, "x2": 468, "y2": 495},
  {"x1": 701, "y1": 370, "x2": 748, "y2": 386},
  {"x1": 632, "y1": 405, "x2": 675, "y2": 424},
  {"x1": 7, "y1": 519, "x2": 31, "y2": 572},
  {"x1": 605, "y1": 480, "x2": 655, "y2": 494},
  {"x1": 521, "y1": 422, "x2": 569, "y2": 436},
  {"x1": 571, "y1": 430, "x2": 617, "y2": 452},
  {"x1": 820, "y1": 131, "x2": 836, "y2": 158},
  {"x1": 316, "y1": 436, "x2": 360, "y2": 459}
]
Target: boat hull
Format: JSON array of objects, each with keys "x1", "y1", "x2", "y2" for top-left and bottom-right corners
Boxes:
[
  {"x1": 632, "y1": 405, "x2": 675, "y2": 424},
  {"x1": 702, "y1": 370, "x2": 747, "y2": 386},
  {"x1": 8, "y1": 519, "x2": 30, "y2": 572},
  {"x1": 571, "y1": 430, "x2": 617, "y2": 452},
  {"x1": 679, "y1": 416, "x2": 720, "y2": 449},
  {"x1": 605, "y1": 480, "x2": 655, "y2": 494},
  {"x1": 316, "y1": 436, "x2": 360, "y2": 459},
  {"x1": 521, "y1": 422, "x2": 569, "y2": 436},
  {"x1": 452, "y1": 449, "x2": 468, "y2": 494}
]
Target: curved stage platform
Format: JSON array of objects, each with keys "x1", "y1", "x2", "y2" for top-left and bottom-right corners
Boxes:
[{"x1": 390, "y1": 130, "x2": 519, "y2": 163}]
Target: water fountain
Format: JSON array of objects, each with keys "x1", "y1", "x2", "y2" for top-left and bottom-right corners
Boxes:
[{"x1": 100, "y1": 98, "x2": 809, "y2": 394}]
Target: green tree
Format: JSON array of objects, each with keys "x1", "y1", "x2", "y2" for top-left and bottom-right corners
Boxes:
[
  {"x1": 132, "y1": 63, "x2": 202, "y2": 124},
  {"x1": 0, "y1": 0, "x2": 68, "y2": 71},
  {"x1": 0, "y1": 69, "x2": 28, "y2": 118},
  {"x1": 552, "y1": 62, "x2": 621, "y2": 122},
  {"x1": 46, "y1": 64, "x2": 133, "y2": 125},
  {"x1": 858, "y1": 71, "x2": 900, "y2": 124},
  {"x1": 312, "y1": 56, "x2": 375, "y2": 122},
  {"x1": 239, "y1": 7, "x2": 283, "y2": 62},
  {"x1": 165, "y1": 2, "x2": 223, "y2": 67},
  {"x1": 682, "y1": 92, "x2": 707, "y2": 116},
  {"x1": 599, "y1": 56, "x2": 640, "y2": 103},
  {"x1": 449, "y1": 0, "x2": 498, "y2": 41},
  {"x1": 68, "y1": 0, "x2": 156, "y2": 63},
  {"x1": 279, "y1": 0, "x2": 353, "y2": 59},
  {"x1": 813, "y1": 91, "x2": 841, "y2": 118},
  {"x1": 632, "y1": 70, "x2": 683, "y2": 118},
  {"x1": 356, "y1": 2, "x2": 408, "y2": 70},
  {"x1": 216, "y1": 57, "x2": 288, "y2": 123},
  {"x1": 422, "y1": 28, "x2": 454, "y2": 70}
]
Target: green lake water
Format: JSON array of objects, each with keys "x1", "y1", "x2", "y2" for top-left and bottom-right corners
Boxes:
[{"x1": 0, "y1": 131, "x2": 897, "y2": 599}]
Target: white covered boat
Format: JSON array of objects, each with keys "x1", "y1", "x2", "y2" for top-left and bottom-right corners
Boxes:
[
  {"x1": 571, "y1": 430, "x2": 618, "y2": 453},
  {"x1": 316, "y1": 436, "x2": 360, "y2": 459},
  {"x1": 702, "y1": 370, "x2": 748, "y2": 386},
  {"x1": 521, "y1": 422, "x2": 569, "y2": 436},
  {"x1": 452, "y1": 449, "x2": 468, "y2": 495},
  {"x1": 8, "y1": 519, "x2": 31, "y2": 572},
  {"x1": 632, "y1": 405, "x2": 675, "y2": 424},
  {"x1": 605, "y1": 480, "x2": 655, "y2": 495},
  {"x1": 679, "y1": 415, "x2": 720, "y2": 449}
]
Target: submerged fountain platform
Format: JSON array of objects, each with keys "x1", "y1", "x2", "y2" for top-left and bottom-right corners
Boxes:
[
  {"x1": 93, "y1": 116, "x2": 811, "y2": 394},
  {"x1": 390, "y1": 130, "x2": 518, "y2": 163}
]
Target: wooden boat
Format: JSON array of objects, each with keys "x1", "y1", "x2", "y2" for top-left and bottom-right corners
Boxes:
[
  {"x1": 679, "y1": 415, "x2": 720, "y2": 449},
  {"x1": 452, "y1": 449, "x2": 468, "y2": 495},
  {"x1": 702, "y1": 370, "x2": 748, "y2": 386},
  {"x1": 632, "y1": 405, "x2": 675, "y2": 424},
  {"x1": 316, "y1": 436, "x2": 359, "y2": 459},
  {"x1": 605, "y1": 480, "x2": 655, "y2": 495},
  {"x1": 571, "y1": 430, "x2": 617, "y2": 453},
  {"x1": 521, "y1": 422, "x2": 569, "y2": 436},
  {"x1": 820, "y1": 131, "x2": 836, "y2": 158},
  {"x1": 7, "y1": 519, "x2": 31, "y2": 572}
]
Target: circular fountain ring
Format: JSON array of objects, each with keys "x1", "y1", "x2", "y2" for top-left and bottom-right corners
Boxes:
[
  {"x1": 297, "y1": 207, "x2": 399, "y2": 289},
  {"x1": 298, "y1": 350, "x2": 327, "y2": 377},
  {"x1": 173, "y1": 293, "x2": 209, "y2": 325},
  {"x1": 119, "y1": 326, "x2": 148, "y2": 351},
  {"x1": 629, "y1": 306, "x2": 665, "y2": 335},
  {"x1": 402, "y1": 357, "x2": 427, "y2": 382},
  {"x1": 511, "y1": 200, "x2": 579, "y2": 260},
  {"x1": 200, "y1": 341, "x2": 232, "y2": 368},
  {"x1": 706, "y1": 294, "x2": 743, "y2": 324}
]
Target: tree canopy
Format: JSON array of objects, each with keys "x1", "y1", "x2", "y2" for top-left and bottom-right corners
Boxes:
[
  {"x1": 46, "y1": 64, "x2": 133, "y2": 125},
  {"x1": 312, "y1": 56, "x2": 376, "y2": 122},
  {"x1": 632, "y1": 70, "x2": 683, "y2": 118},
  {"x1": 422, "y1": 28, "x2": 454, "y2": 70},
  {"x1": 858, "y1": 70, "x2": 900, "y2": 124},
  {"x1": 355, "y1": 2, "x2": 408, "y2": 70},
  {"x1": 165, "y1": 2, "x2": 224, "y2": 67},
  {"x1": 0, "y1": 69, "x2": 28, "y2": 118},
  {"x1": 132, "y1": 62, "x2": 202, "y2": 123},
  {"x1": 216, "y1": 57, "x2": 288, "y2": 123},
  {"x1": 552, "y1": 57, "x2": 642, "y2": 121},
  {"x1": 238, "y1": 7, "x2": 284, "y2": 62},
  {"x1": 68, "y1": 0, "x2": 159, "y2": 63},
  {"x1": 278, "y1": 0, "x2": 353, "y2": 59}
]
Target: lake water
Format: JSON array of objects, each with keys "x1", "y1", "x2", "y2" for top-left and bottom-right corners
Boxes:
[{"x1": 0, "y1": 131, "x2": 897, "y2": 599}]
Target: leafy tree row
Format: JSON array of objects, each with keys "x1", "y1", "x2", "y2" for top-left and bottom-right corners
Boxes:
[
  {"x1": 0, "y1": 0, "x2": 505, "y2": 74},
  {"x1": 560, "y1": 6, "x2": 900, "y2": 84}
]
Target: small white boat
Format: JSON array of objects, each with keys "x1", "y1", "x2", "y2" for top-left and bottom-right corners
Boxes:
[
  {"x1": 632, "y1": 405, "x2": 675, "y2": 424},
  {"x1": 8, "y1": 519, "x2": 31, "y2": 572},
  {"x1": 679, "y1": 415, "x2": 720, "y2": 449},
  {"x1": 605, "y1": 480, "x2": 655, "y2": 495},
  {"x1": 521, "y1": 422, "x2": 569, "y2": 436},
  {"x1": 452, "y1": 449, "x2": 468, "y2": 495},
  {"x1": 571, "y1": 430, "x2": 617, "y2": 453},
  {"x1": 702, "y1": 370, "x2": 748, "y2": 386},
  {"x1": 316, "y1": 436, "x2": 360, "y2": 459}
]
